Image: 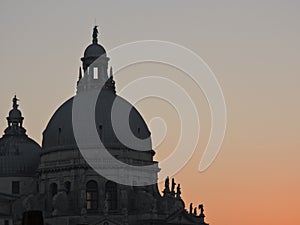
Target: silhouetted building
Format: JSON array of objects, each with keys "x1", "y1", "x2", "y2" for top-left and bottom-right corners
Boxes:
[{"x1": 0, "y1": 27, "x2": 209, "y2": 225}]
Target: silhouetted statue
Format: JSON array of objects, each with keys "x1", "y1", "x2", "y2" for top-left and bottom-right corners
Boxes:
[
  {"x1": 165, "y1": 177, "x2": 170, "y2": 189},
  {"x1": 194, "y1": 207, "x2": 197, "y2": 215},
  {"x1": 189, "y1": 203, "x2": 193, "y2": 214},
  {"x1": 199, "y1": 204, "x2": 204, "y2": 215},
  {"x1": 163, "y1": 176, "x2": 170, "y2": 196},
  {"x1": 176, "y1": 184, "x2": 181, "y2": 199},
  {"x1": 92, "y1": 25, "x2": 99, "y2": 43},
  {"x1": 171, "y1": 178, "x2": 176, "y2": 194},
  {"x1": 13, "y1": 95, "x2": 19, "y2": 109}
]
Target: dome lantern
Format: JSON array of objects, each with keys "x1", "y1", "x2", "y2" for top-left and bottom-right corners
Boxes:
[
  {"x1": 81, "y1": 26, "x2": 107, "y2": 71},
  {"x1": 5, "y1": 95, "x2": 25, "y2": 135},
  {"x1": 78, "y1": 26, "x2": 111, "y2": 93}
]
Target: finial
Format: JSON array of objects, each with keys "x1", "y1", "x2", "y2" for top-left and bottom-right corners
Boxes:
[
  {"x1": 194, "y1": 207, "x2": 197, "y2": 215},
  {"x1": 171, "y1": 178, "x2": 176, "y2": 194},
  {"x1": 79, "y1": 67, "x2": 82, "y2": 80},
  {"x1": 110, "y1": 66, "x2": 113, "y2": 78},
  {"x1": 198, "y1": 204, "x2": 204, "y2": 215},
  {"x1": 189, "y1": 203, "x2": 193, "y2": 214},
  {"x1": 77, "y1": 67, "x2": 83, "y2": 86},
  {"x1": 12, "y1": 95, "x2": 19, "y2": 109},
  {"x1": 92, "y1": 25, "x2": 99, "y2": 44},
  {"x1": 176, "y1": 184, "x2": 181, "y2": 199},
  {"x1": 165, "y1": 176, "x2": 170, "y2": 190},
  {"x1": 163, "y1": 176, "x2": 171, "y2": 196}
]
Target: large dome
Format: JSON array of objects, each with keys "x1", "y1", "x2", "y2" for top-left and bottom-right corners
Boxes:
[
  {"x1": 43, "y1": 26, "x2": 152, "y2": 153},
  {"x1": 42, "y1": 90, "x2": 152, "y2": 151}
]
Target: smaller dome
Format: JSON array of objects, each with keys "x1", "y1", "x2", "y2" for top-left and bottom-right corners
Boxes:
[
  {"x1": 0, "y1": 96, "x2": 40, "y2": 177},
  {"x1": 84, "y1": 43, "x2": 106, "y2": 58},
  {"x1": 9, "y1": 108, "x2": 22, "y2": 119},
  {"x1": 0, "y1": 135, "x2": 40, "y2": 176}
]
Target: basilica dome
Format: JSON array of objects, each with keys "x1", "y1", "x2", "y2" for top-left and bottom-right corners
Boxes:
[
  {"x1": 0, "y1": 96, "x2": 40, "y2": 176},
  {"x1": 42, "y1": 89, "x2": 152, "y2": 152},
  {"x1": 43, "y1": 26, "x2": 152, "y2": 153}
]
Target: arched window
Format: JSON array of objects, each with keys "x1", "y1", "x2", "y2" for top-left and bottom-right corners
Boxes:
[
  {"x1": 86, "y1": 180, "x2": 98, "y2": 210},
  {"x1": 105, "y1": 181, "x2": 117, "y2": 210},
  {"x1": 64, "y1": 181, "x2": 71, "y2": 194},
  {"x1": 50, "y1": 183, "x2": 57, "y2": 197}
]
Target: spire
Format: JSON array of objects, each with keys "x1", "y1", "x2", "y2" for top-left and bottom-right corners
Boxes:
[
  {"x1": 189, "y1": 203, "x2": 193, "y2": 214},
  {"x1": 171, "y1": 178, "x2": 176, "y2": 196},
  {"x1": 110, "y1": 66, "x2": 113, "y2": 78},
  {"x1": 92, "y1": 25, "x2": 99, "y2": 44},
  {"x1": 198, "y1": 204, "x2": 205, "y2": 216},
  {"x1": 176, "y1": 183, "x2": 181, "y2": 199},
  {"x1": 77, "y1": 67, "x2": 82, "y2": 86},
  {"x1": 79, "y1": 67, "x2": 82, "y2": 80}
]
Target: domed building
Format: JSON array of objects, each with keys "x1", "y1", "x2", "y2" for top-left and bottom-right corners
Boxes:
[
  {"x1": 1, "y1": 27, "x2": 209, "y2": 225},
  {"x1": 0, "y1": 96, "x2": 41, "y2": 225},
  {"x1": 0, "y1": 96, "x2": 40, "y2": 178}
]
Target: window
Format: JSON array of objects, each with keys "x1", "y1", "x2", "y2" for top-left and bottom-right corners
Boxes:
[
  {"x1": 86, "y1": 180, "x2": 98, "y2": 210},
  {"x1": 94, "y1": 67, "x2": 98, "y2": 79},
  {"x1": 50, "y1": 183, "x2": 58, "y2": 197},
  {"x1": 105, "y1": 181, "x2": 117, "y2": 210},
  {"x1": 12, "y1": 181, "x2": 20, "y2": 194}
]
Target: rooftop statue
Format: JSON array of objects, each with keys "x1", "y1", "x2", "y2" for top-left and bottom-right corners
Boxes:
[
  {"x1": 92, "y1": 25, "x2": 99, "y2": 43},
  {"x1": 12, "y1": 95, "x2": 19, "y2": 109}
]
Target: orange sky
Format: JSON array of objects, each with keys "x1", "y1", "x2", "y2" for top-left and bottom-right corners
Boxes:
[{"x1": 0, "y1": 1, "x2": 299, "y2": 225}]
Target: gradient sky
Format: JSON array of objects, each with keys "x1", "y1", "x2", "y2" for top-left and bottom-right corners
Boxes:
[{"x1": 0, "y1": 1, "x2": 300, "y2": 225}]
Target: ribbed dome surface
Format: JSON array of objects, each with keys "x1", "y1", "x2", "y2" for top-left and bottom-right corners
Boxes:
[
  {"x1": 42, "y1": 90, "x2": 151, "y2": 151},
  {"x1": 0, "y1": 133, "x2": 40, "y2": 176}
]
